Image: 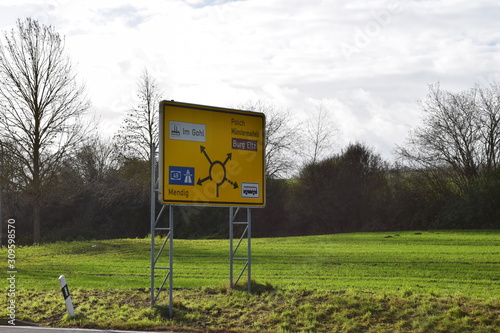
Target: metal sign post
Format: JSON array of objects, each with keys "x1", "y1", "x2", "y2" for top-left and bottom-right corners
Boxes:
[
  {"x1": 150, "y1": 144, "x2": 174, "y2": 317},
  {"x1": 229, "y1": 207, "x2": 252, "y2": 292},
  {"x1": 151, "y1": 101, "x2": 265, "y2": 314}
]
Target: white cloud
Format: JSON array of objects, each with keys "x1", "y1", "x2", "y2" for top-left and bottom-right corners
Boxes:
[{"x1": 1, "y1": 0, "x2": 500, "y2": 162}]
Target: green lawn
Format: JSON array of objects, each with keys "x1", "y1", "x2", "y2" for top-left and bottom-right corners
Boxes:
[
  {"x1": 13, "y1": 230, "x2": 499, "y2": 297},
  {"x1": 2, "y1": 230, "x2": 499, "y2": 332}
]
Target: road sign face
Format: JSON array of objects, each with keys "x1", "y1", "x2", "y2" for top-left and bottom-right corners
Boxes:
[{"x1": 159, "y1": 101, "x2": 266, "y2": 206}]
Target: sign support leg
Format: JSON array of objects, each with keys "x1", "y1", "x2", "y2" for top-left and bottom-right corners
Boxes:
[
  {"x1": 229, "y1": 207, "x2": 252, "y2": 292},
  {"x1": 150, "y1": 143, "x2": 174, "y2": 317},
  {"x1": 150, "y1": 206, "x2": 174, "y2": 316},
  {"x1": 150, "y1": 143, "x2": 156, "y2": 308}
]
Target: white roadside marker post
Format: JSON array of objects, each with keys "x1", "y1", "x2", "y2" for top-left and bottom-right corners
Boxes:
[{"x1": 58, "y1": 275, "x2": 75, "y2": 317}]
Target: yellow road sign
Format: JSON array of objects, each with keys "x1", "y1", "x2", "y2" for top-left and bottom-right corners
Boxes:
[{"x1": 159, "y1": 101, "x2": 266, "y2": 206}]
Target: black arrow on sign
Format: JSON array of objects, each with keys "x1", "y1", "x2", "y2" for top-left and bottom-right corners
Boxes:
[
  {"x1": 223, "y1": 153, "x2": 232, "y2": 165},
  {"x1": 225, "y1": 178, "x2": 239, "y2": 189},
  {"x1": 197, "y1": 175, "x2": 211, "y2": 185},
  {"x1": 200, "y1": 146, "x2": 212, "y2": 164}
]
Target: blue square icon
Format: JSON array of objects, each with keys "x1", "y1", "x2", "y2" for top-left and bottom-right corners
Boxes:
[{"x1": 169, "y1": 166, "x2": 195, "y2": 185}]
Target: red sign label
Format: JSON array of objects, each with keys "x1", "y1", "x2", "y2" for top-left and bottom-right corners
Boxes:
[{"x1": 232, "y1": 138, "x2": 258, "y2": 151}]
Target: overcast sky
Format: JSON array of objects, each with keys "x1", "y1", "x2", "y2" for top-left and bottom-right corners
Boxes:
[{"x1": 1, "y1": 0, "x2": 499, "y2": 161}]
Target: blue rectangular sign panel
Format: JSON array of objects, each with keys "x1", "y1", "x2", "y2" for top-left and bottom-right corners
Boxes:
[{"x1": 168, "y1": 166, "x2": 195, "y2": 186}]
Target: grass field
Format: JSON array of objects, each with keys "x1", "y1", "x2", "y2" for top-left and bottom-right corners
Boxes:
[{"x1": 2, "y1": 230, "x2": 499, "y2": 332}]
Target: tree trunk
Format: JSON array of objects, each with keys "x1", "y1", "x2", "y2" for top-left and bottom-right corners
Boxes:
[{"x1": 33, "y1": 199, "x2": 41, "y2": 244}]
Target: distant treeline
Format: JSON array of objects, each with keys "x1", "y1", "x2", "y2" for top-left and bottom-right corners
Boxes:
[
  {"x1": 0, "y1": 16, "x2": 499, "y2": 243},
  {"x1": 256, "y1": 143, "x2": 500, "y2": 237},
  {"x1": 2, "y1": 142, "x2": 498, "y2": 244}
]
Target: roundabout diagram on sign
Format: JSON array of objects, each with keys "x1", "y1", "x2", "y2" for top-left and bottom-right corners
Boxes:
[
  {"x1": 160, "y1": 101, "x2": 265, "y2": 206},
  {"x1": 197, "y1": 145, "x2": 238, "y2": 197}
]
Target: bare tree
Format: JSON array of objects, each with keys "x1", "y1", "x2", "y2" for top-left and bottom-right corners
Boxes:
[
  {"x1": 477, "y1": 83, "x2": 500, "y2": 171},
  {"x1": 397, "y1": 82, "x2": 500, "y2": 183},
  {"x1": 237, "y1": 100, "x2": 302, "y2": 178},
  {"x1": 0, "y1": 18, "x2": 91, "y2": 243},
  {"x1": 304, "y1": 103, "x2": 337, "y2": 163},
  {"x1": 115, "y1": 69, "x2": 162, "y2": 162},
  {"x1": 74, "y1": 135, "x2": 119, "y2": 184}
]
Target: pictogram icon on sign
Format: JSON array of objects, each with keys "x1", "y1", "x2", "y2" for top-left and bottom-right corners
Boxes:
[
  {"x1": 184, "y1": 169, "x2": 193, "y2": 184},
  {"x1": 169, "y1": 166, "x2": 195, "y2": 185},
  {"x1": 197, "y1": 145, "x2": 238, "y2": 197}
]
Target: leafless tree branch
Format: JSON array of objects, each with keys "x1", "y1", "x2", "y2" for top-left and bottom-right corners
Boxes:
[
  {"x1": 397, "y1": 82, "x2": 500, "y2": 185},
  {"x1": 0, "y1": 18, "x2": 92, "y2": 243},
  {"x1": 114, "y1": 69, "x2": 162, "y2": 163}
]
